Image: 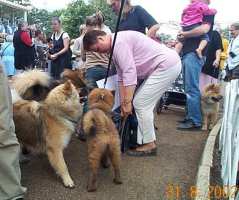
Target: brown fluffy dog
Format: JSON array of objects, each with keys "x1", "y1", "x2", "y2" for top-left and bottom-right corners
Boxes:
[
  {"x1": 13, "y1": 80, "x2": 82, "y2": 188},
  {"x1": 201, "y1": 84, "x2": 223, "y2": 131},
  {"x1": 61, "y1": 68, "x2": 87, "y2": 89},
  {"x1": 82, "y1": 88, "x2": 122, "y2": 192}
]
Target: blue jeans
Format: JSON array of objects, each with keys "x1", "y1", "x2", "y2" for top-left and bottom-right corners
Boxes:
[
  {"x1": 85, "y1": 65, "x2": 107, "y2": 90},
  {"x1": 182, "y1": 52, "x2": 205, "y2": 126},
  {"x1": 84, "y1": 65, "x2": 107, "y2": 113}
]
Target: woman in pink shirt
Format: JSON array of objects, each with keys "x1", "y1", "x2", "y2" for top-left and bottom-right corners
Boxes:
[
  {"x1": 175, "y1": 0, "x2": 217, "y2": 58},
  {"x1": 83, "y1": 30, "x2": 182, "y2": 156}
]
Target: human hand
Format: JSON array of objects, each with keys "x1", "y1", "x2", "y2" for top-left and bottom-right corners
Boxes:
[
  {"x1": 177, "y1": 31, "x2": 185, "y2": 42},
  {"x1": 50, "y1": 54, "x2": 58, "y2": 60},
  {"x1": 213, "y1": 59, "x2": 220, "y2": 68},
  {"x1": 121, "y1": 101, "x2": 132, "y2": 117},
  {"x1": 147, "y1": 31, "x2": 156, "y2": 39}
]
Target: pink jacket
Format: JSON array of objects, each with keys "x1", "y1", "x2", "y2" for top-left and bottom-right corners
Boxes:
[{"x1": 181, "y1": 0, "x2": 217, "y2": 27}]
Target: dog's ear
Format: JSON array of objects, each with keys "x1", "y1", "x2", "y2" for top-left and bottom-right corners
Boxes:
[
  {"x1": 205, "y1": 84, "x2": 214, "y2": 92},
  {"x1": 109, "y1": 90, "x2": 115, "y2": 97}
]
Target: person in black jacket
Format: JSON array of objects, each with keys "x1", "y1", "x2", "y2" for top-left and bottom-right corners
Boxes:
[
  {"x1": 200, "y1": 30, "x2": 223, "y2": 92},
  {"x1": 13, "y1": 21, "x2": 35, "y2": 72}
]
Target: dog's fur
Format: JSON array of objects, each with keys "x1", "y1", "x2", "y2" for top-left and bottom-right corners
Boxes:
[
  {"x1": 62, "y1": 68, "x2": 87, "y2": 89},
  {"x1": 201, "y1": 84, "x2": 223, "y2": 131},
  {"x1": 12, "y1": 69, "x2": 87, "y2": 102},
  {"x1": 13, "y1": 80, "x2": 82, "y2": 188},
  {"x1": 82, "y1": 88, "x2": 122, "y2": 192},
  {"x1": 12, "y1": 70, "x2": 54, "y2": 101},
  {"x1": 62, "y1": 69, "x2": 88, "y2": 99}
]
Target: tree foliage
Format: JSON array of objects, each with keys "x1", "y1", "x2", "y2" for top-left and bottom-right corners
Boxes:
[
  {"x1": 28, "y1": 8, "x2": 53, "y2": 35},
  {"x1": 28, "y1": 0, "x2": 117, "y2": 39}
]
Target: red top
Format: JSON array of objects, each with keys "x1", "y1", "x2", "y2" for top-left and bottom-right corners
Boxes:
[{"x1": 20, "y1": 31, "x2": 32, "y2": 46}]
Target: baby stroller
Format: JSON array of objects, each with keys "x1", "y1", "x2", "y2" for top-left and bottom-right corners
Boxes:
[
  {"x1": 34, "y1": 44, "x2": 49, "y2": 70},
  {"x1": 156, "y1": 72, "x2": 186, "y2": 113}
]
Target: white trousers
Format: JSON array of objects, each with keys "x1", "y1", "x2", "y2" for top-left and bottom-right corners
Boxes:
[{"x1": 133, "y1": 62, "x2": 182, "y2": 144}]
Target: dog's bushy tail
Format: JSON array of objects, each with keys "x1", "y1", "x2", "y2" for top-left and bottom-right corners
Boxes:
[
  {"x1": 82, "y1": 109, "x2": 108, "y2": 137},
  {"x1": 12, "y1": 70, "x2": 51, "y2": 97}
]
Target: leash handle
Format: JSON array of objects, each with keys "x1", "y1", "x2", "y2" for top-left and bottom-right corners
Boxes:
[{"x1": 104, "y1": 0, "x2": 126, "y2": 88}]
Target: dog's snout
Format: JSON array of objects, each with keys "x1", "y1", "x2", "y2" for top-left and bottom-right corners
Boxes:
[{"x1": 212, "y1": 95, "x2": 223, "y2": 102}]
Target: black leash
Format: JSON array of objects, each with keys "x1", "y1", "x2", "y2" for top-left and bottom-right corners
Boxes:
[{"x1": 104, "y1": 0, "x2": 126, "y2": 88}]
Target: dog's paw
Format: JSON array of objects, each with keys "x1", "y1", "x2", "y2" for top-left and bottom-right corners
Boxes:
[
  {"x1": 113, "y1": 178, "x2": 123, "y2": 185},
  {"x1": 63, "y1": 177, "x2": 75, "y2": 188},
  {"x1": 201, "y1": 125, "x2": 208, "y2": 131},
  {"x1": 87, "y1": 184, "x2": 97, "y2": 192},
  {"x1": 209, "y1": 124, "x2": 214, "y2": 130}
]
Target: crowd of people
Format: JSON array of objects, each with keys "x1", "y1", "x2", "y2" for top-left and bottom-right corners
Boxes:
[{"x1": 1, "y1": 0, "x2": 239, "y2": 199}]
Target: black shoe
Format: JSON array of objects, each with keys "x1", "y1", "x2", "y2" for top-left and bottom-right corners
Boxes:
[
  {"x1": 177, "y1": 120, "x2": 201, "y2": 131},
  {"x1": 177, "y1": 118, "x2": 188, "y2": 123}
]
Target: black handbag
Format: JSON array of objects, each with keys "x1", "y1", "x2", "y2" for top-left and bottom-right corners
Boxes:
[
  {"x1": 224, "y1": 65, "x2": 239, "y2": 81},
  {"x1": 112, "y1": 108, "x2": 138, "y2": 153}
]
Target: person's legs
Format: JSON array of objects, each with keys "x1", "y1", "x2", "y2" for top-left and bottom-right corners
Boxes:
[
  {"x1": 181, "y1": 52, "x2": 205, "y2": 128},
  {"x1": 85, "y1": 65, "x2": 107, "y2": 90},
  {"x1": 196, "y1": 39, "x2": 208, "y2": 59},
  {"x1": 0, "y1": 65, "x2": 26, "y2": 200},
  {"x1": 133, "y1": 62, "x2": 182, "y2": 148}
]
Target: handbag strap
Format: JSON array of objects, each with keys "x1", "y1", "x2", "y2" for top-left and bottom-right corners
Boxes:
[{"x1": 104, "y1": 0, "x2": 126, "y2": 88}]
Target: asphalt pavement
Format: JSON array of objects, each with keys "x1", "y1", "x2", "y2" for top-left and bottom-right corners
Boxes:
[{"x1": 21, "y1": 108, "x2": 207, "y2": 200}]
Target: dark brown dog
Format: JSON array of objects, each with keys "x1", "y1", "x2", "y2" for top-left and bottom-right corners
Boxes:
[{"x1": 82, "y1": 88, "x2": 122, "y2": 192}]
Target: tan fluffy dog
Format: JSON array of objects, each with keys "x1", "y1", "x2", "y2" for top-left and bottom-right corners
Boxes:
[
  {"x1": 82, "y1": 88, "x2": 122, "y2": 192},
  {"x1": 201, "y1": 84, "x2": 223, "y2": 131},
  {"x1": 13, "y1": 80, "x2": 82, "y2": 188}
]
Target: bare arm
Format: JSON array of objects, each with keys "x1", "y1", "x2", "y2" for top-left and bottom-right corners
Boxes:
[
  {"x1": 213, "y1": 49, "x2": 222, "y2": 68},
  {"x1": 181, "y1": 24, "x2": 211, "y2": 38},
  {"x1": 147, "y1": 24, "x2": 160, "y2": 39},
  {"x1": 119, "y1": 81, "x2": 136, "y2": 117},
  {"x1": 119, "y1": 82, "x2": 135, "y2": 104}
]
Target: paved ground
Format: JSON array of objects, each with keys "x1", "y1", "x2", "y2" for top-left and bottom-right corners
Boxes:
[{"x1": 21, "y1": 108, "x2": 208, "y2": 200}]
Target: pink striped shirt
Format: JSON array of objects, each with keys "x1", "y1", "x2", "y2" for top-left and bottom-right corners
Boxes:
[{"x1": 181, "y1": 0, "x2": 217, "y2": 27}]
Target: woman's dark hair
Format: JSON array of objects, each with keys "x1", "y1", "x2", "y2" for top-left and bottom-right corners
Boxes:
[
  {"x1": 85, "y1": 11, "x2": 104, "y2": 27},
  {"x1": 83, "y1": 30, "x2": 106, "y2": 51},
  {"x1": 52, "y1": 17, "x2": 61, "y2": 24}
]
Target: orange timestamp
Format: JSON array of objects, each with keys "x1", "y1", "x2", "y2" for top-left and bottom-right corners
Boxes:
[{"x1": 165, "y1": 184, "x2": 239, "y2": 199}]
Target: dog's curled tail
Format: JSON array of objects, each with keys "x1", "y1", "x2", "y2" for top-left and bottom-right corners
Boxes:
[{"x1": 82, "y1": 109, "x2": 108, "y2": 137}]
